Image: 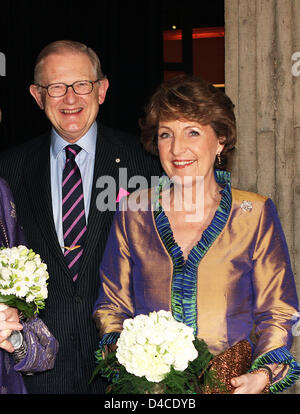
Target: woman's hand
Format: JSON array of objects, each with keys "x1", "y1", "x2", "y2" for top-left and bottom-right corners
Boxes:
[
  {"x1": 101, "y1": 343, "x2": 117, "y2": 359},
  {"x1": 0, "y1": 307, "x2": 23, "y2": 353},
  {"x1": 231, "y1": 371, "x2": 268, "y2": 394},
  {"x1": 108, "y1": 344, "x2": 118, "y2": 353}
]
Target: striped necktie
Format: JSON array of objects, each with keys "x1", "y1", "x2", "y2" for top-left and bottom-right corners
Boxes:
[{"x1": 62, "y1": 145, "x2": 87, "y2": 281}]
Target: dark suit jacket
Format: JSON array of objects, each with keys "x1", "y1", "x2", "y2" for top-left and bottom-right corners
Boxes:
[{"x1": 0, "y1": 123, "x2": 162, "y2": 394}]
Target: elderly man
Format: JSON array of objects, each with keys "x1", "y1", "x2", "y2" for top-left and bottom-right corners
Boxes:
[{"x1": 0, "y1": 40, "x2": 161, "y2": 394}]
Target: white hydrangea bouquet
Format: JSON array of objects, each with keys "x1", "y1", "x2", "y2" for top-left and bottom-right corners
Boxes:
[
  {"x1": 92, "y1": 310, "x2": 224, "y2": 394},
  {"x1": 0, "y1": 245, "x2": 49, "y2": 318}
]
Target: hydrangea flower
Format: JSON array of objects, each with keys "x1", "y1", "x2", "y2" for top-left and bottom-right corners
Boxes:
[
  {"x1": 116, "y1": 310, "x2": 198, "y2": 382},
  {"x1": 0, "y1": 245, "x2": 49, "y2": 316}
]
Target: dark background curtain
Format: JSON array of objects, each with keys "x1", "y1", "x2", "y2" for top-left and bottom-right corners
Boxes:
[{"x1": 0, "y1": 0, "x2": 224, "y2": 150}]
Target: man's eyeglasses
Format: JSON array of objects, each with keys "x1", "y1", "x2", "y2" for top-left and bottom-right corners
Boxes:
[{"x1": 36, "y1": 79, "x2": 101, "y2": 97}]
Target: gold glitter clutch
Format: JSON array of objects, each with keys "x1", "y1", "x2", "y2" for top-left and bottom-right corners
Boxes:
[{"x1": 203, "y1": 340, "x2": 252, "y2": 394}]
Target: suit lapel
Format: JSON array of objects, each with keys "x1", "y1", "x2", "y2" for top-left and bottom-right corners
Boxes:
[
  {"x1": 78, "y1": 125, "x2": 126, "y2": 278},
  {"x1": 24, "y1": 134, "x2": 70, "y2": 277},
  {"x1": 23, "y1": 126, "x2": 130, "y2": 281}
]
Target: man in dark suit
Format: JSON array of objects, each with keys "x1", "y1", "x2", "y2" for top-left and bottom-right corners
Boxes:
[{"x1": 0, "y1": 40, "x2": 161, "y2": 393}]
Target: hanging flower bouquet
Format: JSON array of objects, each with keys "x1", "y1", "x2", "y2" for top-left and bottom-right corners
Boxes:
[
  {"x1": 92, "y1": 310, "x2": 227, "y2": 394},
  {"x1": 0, "y1": 245, "x2": 49, "y2": 318}
]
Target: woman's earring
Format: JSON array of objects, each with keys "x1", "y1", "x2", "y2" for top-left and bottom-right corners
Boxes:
[{"x1": 217, "y1": 152, "x2": 222, "y2": 166}]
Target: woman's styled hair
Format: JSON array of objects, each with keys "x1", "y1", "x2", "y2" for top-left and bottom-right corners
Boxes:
[
  {"x1": 33, "y1": 40, "x2": 106, "y2": 84},
  {"x1": 140, "y1": 75, "x2": 236, "y2": 168}
]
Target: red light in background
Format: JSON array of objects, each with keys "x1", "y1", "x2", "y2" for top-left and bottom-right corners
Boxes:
[{"x1": 163, "y1": 27, "x2": 224, "y2": 41}]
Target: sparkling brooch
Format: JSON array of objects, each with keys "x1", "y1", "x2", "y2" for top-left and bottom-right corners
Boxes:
[{"x1": 240, "y1": 200, "x2": 252, "y2": 212}]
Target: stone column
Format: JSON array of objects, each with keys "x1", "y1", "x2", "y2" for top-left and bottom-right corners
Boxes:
[{"x1": 225, "y1": 0, "x2": 300, "y2": 393}]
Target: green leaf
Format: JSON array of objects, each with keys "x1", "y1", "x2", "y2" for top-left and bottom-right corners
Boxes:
[
  {"x1": 90, "y1": 338, "x2": 228, "y2": 394},
  {"x1": 0, "y1": 294, "x2": 36, "y2": 318}
]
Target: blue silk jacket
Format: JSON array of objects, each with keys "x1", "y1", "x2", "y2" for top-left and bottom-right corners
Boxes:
[{"x1": 94, "y1": 171, "x2": 300, "y2": 392}]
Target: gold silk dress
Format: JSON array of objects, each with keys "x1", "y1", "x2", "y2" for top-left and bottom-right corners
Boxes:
[{"x1": 93, "y1": 170, "x2": 300, "y2": 393}]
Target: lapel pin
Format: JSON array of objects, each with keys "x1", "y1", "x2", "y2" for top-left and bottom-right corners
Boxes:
[
  {"x1": 116, "y1": 187, "x2": 130, "y2": 203},
  {"x1": 115, "y1": 158, "x2": 120, "y2": 163}
]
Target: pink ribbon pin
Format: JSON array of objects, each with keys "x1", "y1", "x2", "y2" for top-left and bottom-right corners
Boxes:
[{"x1": 116, "y1": 187, "x2": 130, "y2": 203}]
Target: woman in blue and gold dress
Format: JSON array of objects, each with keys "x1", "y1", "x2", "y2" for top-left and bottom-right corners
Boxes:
[{"x1": 93, "y1": 75, "x2": 300, "y2": 394}]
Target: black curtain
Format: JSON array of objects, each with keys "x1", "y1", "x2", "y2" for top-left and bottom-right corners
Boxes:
[
  {"x1": 0, "y1": 0, "x2": 224, "y2": 150},
  {"x1": 0, "y1": 0, "x2": 164, "y2": 149}
]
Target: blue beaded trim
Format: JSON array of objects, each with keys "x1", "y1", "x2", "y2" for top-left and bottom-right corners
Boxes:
[
  {"x1": 249, "y1": 346, "x2": 300, "y2": 393},
  {"x1": 153, "y1": 170, "x2": 232, "y2": 335},
  {"x1": 98, "y1": 332, "x2": 121, "y2": 348}
]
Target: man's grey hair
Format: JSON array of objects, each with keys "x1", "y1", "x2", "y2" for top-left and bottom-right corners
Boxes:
[{"x1": 33, "y1": 40, "x2": 106, "y2": 84}]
